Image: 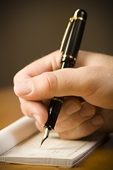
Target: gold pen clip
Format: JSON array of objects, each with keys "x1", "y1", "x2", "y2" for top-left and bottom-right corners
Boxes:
[
  {"x1": 60, "y1": 17, "x2": 73, "y2": 53},
  {"x1": 60, "y1": 9, "x2": 85, "y2": 53}
]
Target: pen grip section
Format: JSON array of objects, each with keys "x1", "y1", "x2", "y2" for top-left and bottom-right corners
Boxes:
[
  {"x1": 44, "y1": 97, "x2": 64, "y2": 130},
  {"x1": 61, "y1": 54, "x2": 76, "y2": 68}
]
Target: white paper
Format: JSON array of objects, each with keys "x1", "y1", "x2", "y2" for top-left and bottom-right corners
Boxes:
[
  {"x1": 0, "y1": 116, "x2": 108, "y2": 167},
  {"x1": 0, "y1": 116, "x2": 37, "y2": 155}
]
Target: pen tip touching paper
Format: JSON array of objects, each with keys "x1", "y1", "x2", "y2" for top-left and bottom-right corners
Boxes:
[
  {"x1": 40, "y1": 136, "x2": 48, "y2": 146},
  {"x1": 40, "y1": 128, "x2": 50, "y2": 146}
]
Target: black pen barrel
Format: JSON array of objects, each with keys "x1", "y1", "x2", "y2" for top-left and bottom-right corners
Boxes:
[
  {"x1": 44, "y1": 97, "x2": 64, "y2": 130},
  {"x1": 64, "y1": 11, "x2": 87, "y2": 58},
  {"x1": 44, "y1": 9, "x2": 87, "y2": 134}
]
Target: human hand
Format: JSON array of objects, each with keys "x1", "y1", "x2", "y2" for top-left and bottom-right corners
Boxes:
[{"x1": 13, "y1": 50, "x2": 113, "y2": 139}]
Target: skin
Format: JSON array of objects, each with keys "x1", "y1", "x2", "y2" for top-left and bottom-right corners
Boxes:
[{"x1": 13, "y1": 50, "x2": 113, "y2": 139}]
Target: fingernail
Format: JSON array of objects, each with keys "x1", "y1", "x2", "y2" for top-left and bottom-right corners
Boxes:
[
  {"x1": 80, "y1": 103, "x2": 95, "y2": 117},
  {"x1": 66, "y1": 103, "x2": 80, "y2": 115},
  {"x1": 14, "y1": 80, "x2": 32, "y2": 95},
  {"x1": 91, "y1": 115, "x2": 104, "y2": 126},
  {"x1": 33, "y1": 114, "x2": 41, "y2": 124}
]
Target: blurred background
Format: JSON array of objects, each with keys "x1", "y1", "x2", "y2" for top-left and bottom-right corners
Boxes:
[{"x1": 0, "y1": 0, "x2": 113, "y2": 88}]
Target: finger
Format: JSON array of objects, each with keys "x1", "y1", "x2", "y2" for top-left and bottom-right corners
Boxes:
[
  {"x1": 96, "y1": 108, "x2": 113, "y2": 132},
  {"x1": 56, "y1": 97, "x2": 81, "y2": 123},
  {"x1": 55, "y1": 102, "x2": 95, "y2": 132},
  {"x1": 58, "y1": 114, "x2": 104, "y2": 140},
  {"x1": 19, "y1": 98, "x2": 48, "y2": 125},
  {"x1": 35, "y1": 120, "x2": 46, "y2": 132},
  {"x1": 32, "y1": 97, "x2": 81, "y2": 133},
  {"x1": 13, "y1": 50, "x2": 61, "y2": 83},
  {"x1": 13, "y1": 50, "x2": 113, "y2": 84},
  {"x1": 76, "y1": 51, "x2": 113, "y2": 68}
]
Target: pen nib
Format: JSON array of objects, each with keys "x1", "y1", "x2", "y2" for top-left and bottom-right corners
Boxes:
[{"x1": 40, "y1": 128, "x2": 50, "y2": 146}]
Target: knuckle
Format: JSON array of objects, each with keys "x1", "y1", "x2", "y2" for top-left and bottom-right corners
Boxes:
[
  {"x1": 59, "y1": 131, "x2": 73, "y2": 140},
  {"x1": 40, "y1": 72, "x2": 58, "y2": 95}
]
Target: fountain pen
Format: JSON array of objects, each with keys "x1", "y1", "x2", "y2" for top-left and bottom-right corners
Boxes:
[{"x1": 41, "y1": 9, "x2": 87, "y2": 145}]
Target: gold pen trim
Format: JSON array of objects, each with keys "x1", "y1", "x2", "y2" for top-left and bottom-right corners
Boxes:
[
  {"x1": 62, "y1": 54, "x2": 77, "y2": 61},
  {"x1": 53, "y1": 97, "x2": 63, "y2": 103},
  {"x1": 70, "y1": 16, "x2": 85, "y2": 22},
  {"x1": 69, "y1": 55, "x2": 77, "y2": 61},
  {"x1": 60, "y1": 9, "x2": 85, "y2": 52},
  {"x1": 60, "y1": 21, "x2": 71, "y2": 52}
]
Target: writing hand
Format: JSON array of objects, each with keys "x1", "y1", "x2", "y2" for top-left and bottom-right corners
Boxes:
[{"x1": 13, "y1": 50, "x2": 113, "y2": 139}]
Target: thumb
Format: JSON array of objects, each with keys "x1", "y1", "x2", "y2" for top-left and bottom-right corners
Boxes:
[
  {"x1": 14, "y1": 66, "x2": 113, "y2": 109},
  {"x1": 14, "y1": 68, "x2": 86, "y2": 100}
]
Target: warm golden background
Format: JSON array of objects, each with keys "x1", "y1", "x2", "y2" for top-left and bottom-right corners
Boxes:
[{"x1": 0, "y1": 0, "x2": 113, "y2": 88}]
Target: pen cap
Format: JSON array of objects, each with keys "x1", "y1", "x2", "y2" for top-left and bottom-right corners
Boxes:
[
  {"x1": 76, "y1": 9, "x2": 87, "y2": 21},
  {"x1": 63, "y1": 9, "x2": 87, "y2": 59}
]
